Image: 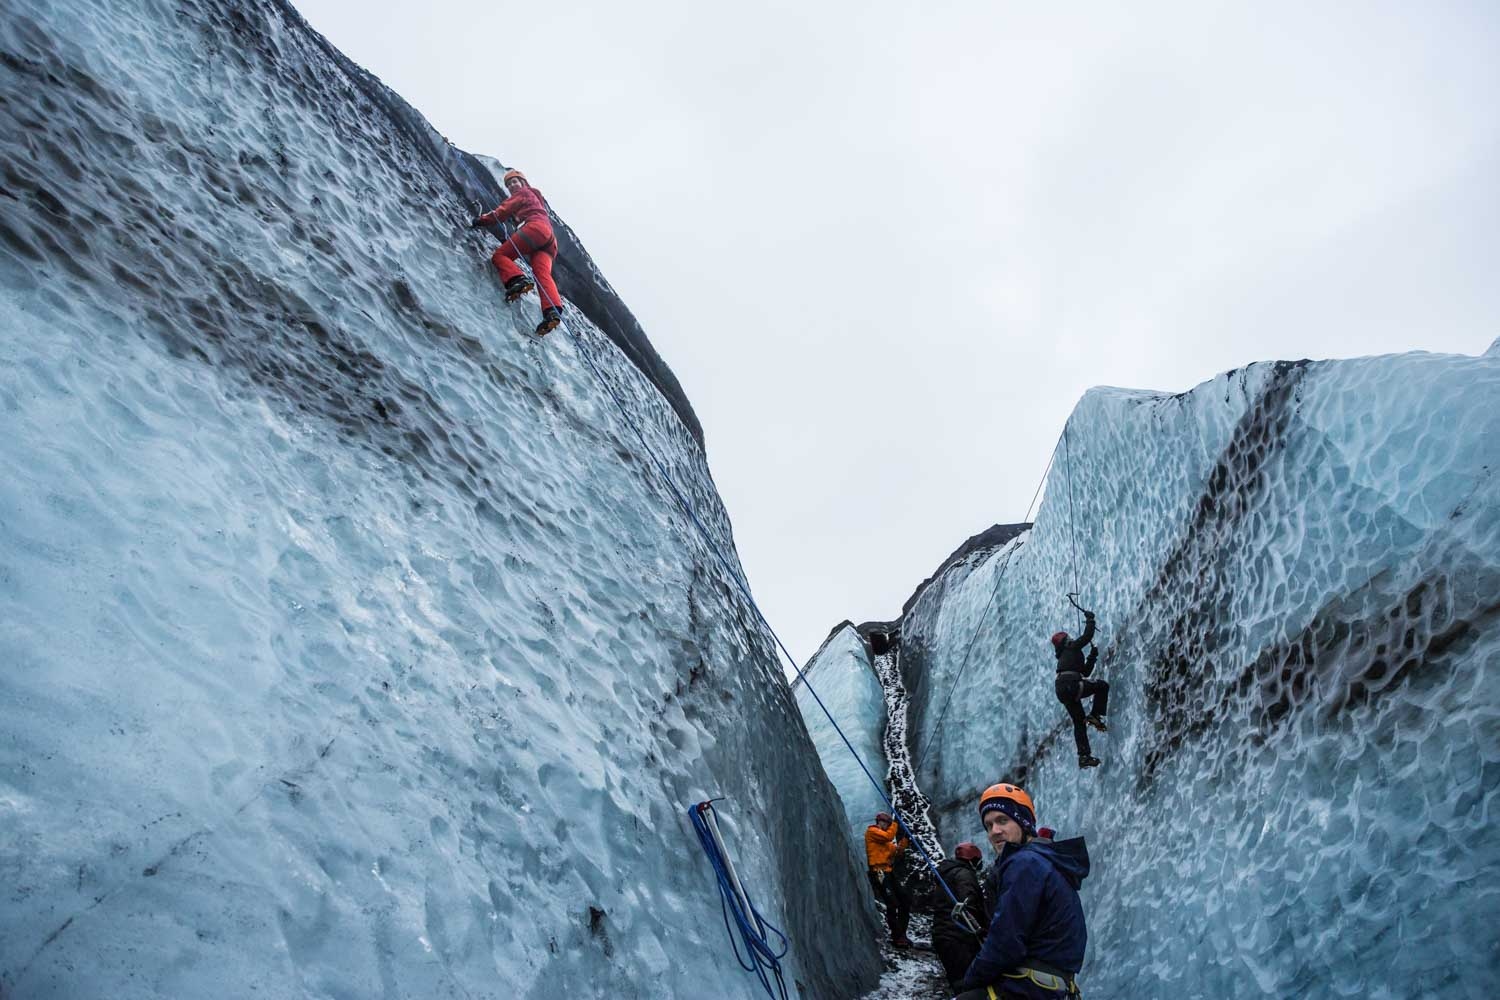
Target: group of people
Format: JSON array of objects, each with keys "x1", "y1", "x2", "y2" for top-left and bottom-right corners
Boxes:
[
  {"x1": 860, "y1": 609, "x2": 1113, "y2": 997},
  {"x1": 864, "y1": 784, "x2": 1088, "y2": 998}
]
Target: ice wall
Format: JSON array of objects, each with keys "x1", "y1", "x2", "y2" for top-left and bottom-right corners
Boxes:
[
  {"x1": 793, "y1": 625, "x2": 888, "y2": 847},
  {"x1": 897, "y1": 352, "x2": 1500, "y2": 997},
  {"x1": 0, "y1": 1, "x2": 881, "y2": 996}
]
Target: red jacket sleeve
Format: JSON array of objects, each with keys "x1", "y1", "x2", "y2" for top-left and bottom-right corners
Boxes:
[{"x1": 479, "y1": 192, "x2": 524, "y2": 226}]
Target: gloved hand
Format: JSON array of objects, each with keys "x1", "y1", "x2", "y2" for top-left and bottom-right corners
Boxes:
[
  {"x1": 1085, "y1": 610, "x2": 1095, "y2": 620},
  {"x1": 469, "y1": 216, "x2": 488, "y2": 229}
]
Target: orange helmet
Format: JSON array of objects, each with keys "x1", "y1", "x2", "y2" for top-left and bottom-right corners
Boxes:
[
  {"x1": 979, "y1": 781, "x2": 1037, "y2": 834},
  {"x1": 978, "y1": 782, "x2": 1035, "y2": 819},
  {"x1": 502, "y1": 168, "x2": 528, "y2": 187}
]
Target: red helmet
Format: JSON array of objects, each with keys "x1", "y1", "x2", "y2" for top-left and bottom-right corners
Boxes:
[
  {"x1": 954, "y1": 842, "x2": 982, "y2": 861},
  {"x1": 1050, "y1": 631, "x2": 1069, "y2": 647},
  {"x1": 875, "y1": 812, "x2": 892, "y2": 823}
]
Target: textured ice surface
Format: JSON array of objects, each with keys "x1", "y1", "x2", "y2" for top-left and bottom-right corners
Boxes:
[
  {"x1": 0, "y1": 1, "x2": 881, "y2": 996},
  {"x1": 794, "y1": 626, "x2": 889, "y2": 848},
  {"x1": 896, "y1": 353, "x2": 1500, "y2": 997}
]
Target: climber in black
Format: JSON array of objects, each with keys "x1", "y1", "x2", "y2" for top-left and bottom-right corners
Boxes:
[
  {"x1": 927, "y1": 842, "x2": 986, "y2": 986},
  {"x1": 1051, "y1": 603, "x2": 1109, "y2": 769}
]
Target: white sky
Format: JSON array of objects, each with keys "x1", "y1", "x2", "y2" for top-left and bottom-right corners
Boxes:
[{"x1": 294, "y1": 0, "x2": 1500, "y2": 664}]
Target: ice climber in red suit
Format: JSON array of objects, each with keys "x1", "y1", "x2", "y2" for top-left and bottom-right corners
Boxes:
[{"x1": 470, "y1": 169, "x2": 565, "y2": 337}]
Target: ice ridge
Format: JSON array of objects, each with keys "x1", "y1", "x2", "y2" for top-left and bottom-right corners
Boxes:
[{"x1": 0, "y1": 1, "x2": 879, "y2": 996}]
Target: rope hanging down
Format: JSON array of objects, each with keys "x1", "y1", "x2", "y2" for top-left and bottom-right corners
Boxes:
[
  {"x1": 548, "y1": 310, "x2": 965, "y2": 910},
  {"x1": 689, "y1": 800, "x2": 790, "y2": 1000},
  {"x1": 1062, "y1": 422, "x2": 1083, "y2": 633},
  {"x1": 911, "y1": 435, "x2": 1063, "y2": 773}
]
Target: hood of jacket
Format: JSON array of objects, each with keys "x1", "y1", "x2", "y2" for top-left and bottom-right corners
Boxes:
[{"x1": 999, "y1": 836, "x2": 1090, "y2": 890}]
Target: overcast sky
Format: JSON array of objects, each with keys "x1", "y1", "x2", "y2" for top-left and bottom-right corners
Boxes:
[{"x1": 295, "y1": 0, "x2": 1499, "y2": 665}]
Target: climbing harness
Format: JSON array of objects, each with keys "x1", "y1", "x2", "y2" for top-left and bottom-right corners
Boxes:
[
  {"x1": 689, "y1": 800, "x2": 790, "y2": 1000},
  {"x1": 980, "y1": 967, "x2": 1081, "y2": 997}
]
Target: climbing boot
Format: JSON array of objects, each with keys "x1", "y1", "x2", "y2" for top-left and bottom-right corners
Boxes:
[
  {"x1": 535, "y1": 306, "x2": 563, "y2": 337},
  {"x1": 1078, "y1": 754, "x2": 1101, "y2": 769},
  {"x1": 1085, "y1": 714, "x2": 1108, "y2": 733},
  {"x1": 504, "y1": 276, "x2": 534, "y2": 301}
]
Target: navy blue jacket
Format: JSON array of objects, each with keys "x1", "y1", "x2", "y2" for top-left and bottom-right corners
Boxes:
[{"x1": 959, "y1": 837, "x2": 1090, "y2": 991}]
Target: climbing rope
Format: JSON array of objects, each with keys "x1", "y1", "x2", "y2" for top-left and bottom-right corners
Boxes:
[
  {"x1": 1062, "y1": 422, "x2": 1083, "y2": 632},
  {"x1": 910, "y1": 436, "x2": 1062, "y2": 773},
  {"x1": 549, "y1": 308, "x2": 968, "y2": 914},
  {"x1": 689, "y1": 800, "x2": 790, "y2": 1000},
  {"x1": 477, "y1": 208, "x2": 1021, "y2": 938}
]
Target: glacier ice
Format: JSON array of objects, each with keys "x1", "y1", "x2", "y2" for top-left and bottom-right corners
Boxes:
[
  {"x1": 794, "y1": 625, "x2": 889, "y2": 850},
  {"x1": 883, "y1": 353, "x2": 1500, "y2": 997},
  {"x1": 0, "y1": 1, "x2": 883, "y2": 997}
]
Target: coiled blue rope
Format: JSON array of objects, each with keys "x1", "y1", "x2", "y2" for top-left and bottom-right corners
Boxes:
[{"x1": 689, "y1": 801, "x2": 790, "y2": 1000}]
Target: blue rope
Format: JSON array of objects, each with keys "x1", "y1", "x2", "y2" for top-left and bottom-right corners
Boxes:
[{"x1": 689, "y1": 801, "x2": 790, "y2": 1000}]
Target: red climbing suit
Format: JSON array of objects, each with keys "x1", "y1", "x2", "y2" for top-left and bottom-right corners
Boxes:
[{"x1": 477, "y1": 185, "x2": 562, "y2": 312}]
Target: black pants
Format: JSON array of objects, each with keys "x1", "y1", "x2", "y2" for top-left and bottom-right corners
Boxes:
[
  {"x1": 933, "y1": 935, "x2": 981, "y2": 985},
  {"x1": 868, "y1": 870, "x2": 912, "y2": 940},
  {"x1": 1055, "y1": 672, "x2": 1109, "y2": 756}
]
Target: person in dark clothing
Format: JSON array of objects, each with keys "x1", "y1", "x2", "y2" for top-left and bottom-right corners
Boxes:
[
  {"x1": 864, "y1": 812, "x2": 913, "y2": 947},
  {"x1": 928, "y1": 842, "x2": 987, "y2": 985},
  {"x1": 955, "y1": 783, "x2": 1091, "y2": 999},
  {"x1": 1051, "y1": 607, "x2": 1109, "y2": 769}
]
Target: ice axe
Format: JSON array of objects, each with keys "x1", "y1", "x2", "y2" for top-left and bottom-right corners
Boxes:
[{"x1": 1065, "y1": 592, "x2": 1092, "y2": 633}]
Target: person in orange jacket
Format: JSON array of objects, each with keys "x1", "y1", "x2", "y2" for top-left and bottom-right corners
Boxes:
[
  {"x1": 470, "y1": 168, "x2": 565, "y2": 337},
  {"x1": 864, "y1": 811, "x2": 913, "y2": 948}
]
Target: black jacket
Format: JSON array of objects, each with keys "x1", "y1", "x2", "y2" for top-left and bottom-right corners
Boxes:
[
  {"x1": 928, "y1": 857, "x2": 986, "y2": 948},
  {"x1": 1053, "y1": 615, "x2": 1096, "y2": 674}
]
